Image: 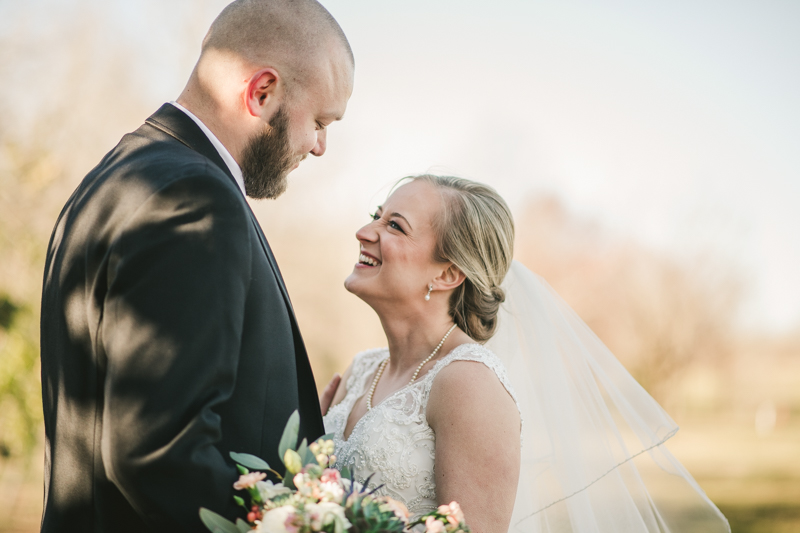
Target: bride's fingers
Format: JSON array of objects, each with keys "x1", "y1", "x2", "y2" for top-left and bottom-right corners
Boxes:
[{"x1": 320, "y1": 373, "x2": 341, "y2": 415}]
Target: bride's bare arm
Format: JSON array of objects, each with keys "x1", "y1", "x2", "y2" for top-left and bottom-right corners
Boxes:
[{"x1": 427, "y1": 361, "x2": 521, "y2": 533}]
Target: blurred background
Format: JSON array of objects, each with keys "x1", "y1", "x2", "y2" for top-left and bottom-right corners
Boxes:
[{"x1": 0, "y1": 0, "x2": 798, "y2": 531}]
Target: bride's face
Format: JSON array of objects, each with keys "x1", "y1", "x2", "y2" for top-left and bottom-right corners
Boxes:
[{"x1": 344, "y1": 180, "x2": 445, "y2": 310}]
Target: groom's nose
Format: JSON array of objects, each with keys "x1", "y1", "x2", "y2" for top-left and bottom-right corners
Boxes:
[{"x1": 311, "y1": 129, "x2": 327, "y2": 156}]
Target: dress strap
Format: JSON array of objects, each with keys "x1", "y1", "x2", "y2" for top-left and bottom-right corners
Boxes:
[
  {"x1": 420, "y1": 343, "x2": 521, "y2": 417},
  {"x1": 344, "y1": 348, "x2": 388, "y2": 402}
]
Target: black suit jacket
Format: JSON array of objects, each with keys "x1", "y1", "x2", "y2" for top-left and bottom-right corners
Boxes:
[{"x1": 39, "y1": 104, "x2": 324, "y2": 532}]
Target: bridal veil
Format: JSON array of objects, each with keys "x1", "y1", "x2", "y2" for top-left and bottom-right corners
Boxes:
[{"x1": 485, "y1": 261, "x2": 730, "y2": 533}]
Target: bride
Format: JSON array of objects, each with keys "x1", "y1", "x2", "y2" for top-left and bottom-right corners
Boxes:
[{"x1": 321, "y1": 175, "x2": 730, "y2": 533}]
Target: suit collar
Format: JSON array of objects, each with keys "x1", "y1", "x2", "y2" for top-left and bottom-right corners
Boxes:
[{"x1": 145, "y1": 103, "x2": 238, "y2": 188}]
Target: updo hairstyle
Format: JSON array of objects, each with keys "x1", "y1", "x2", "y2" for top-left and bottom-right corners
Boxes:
[{"x1": 406, "y1": 175, "x2": 514, "y2": 342}]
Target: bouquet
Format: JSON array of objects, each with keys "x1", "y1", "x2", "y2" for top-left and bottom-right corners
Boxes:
[{"x1": 200, "y1": 411, "x2": 470, "y2": 533}]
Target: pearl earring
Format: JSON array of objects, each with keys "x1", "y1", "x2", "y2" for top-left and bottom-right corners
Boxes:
[{"x1": 424, "y1": 284, "x2": 433, "y2": 301}]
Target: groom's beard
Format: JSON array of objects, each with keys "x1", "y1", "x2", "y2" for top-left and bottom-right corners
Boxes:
[{"x1": 240, "y1": 106, "x2": 296, "y2": 199}]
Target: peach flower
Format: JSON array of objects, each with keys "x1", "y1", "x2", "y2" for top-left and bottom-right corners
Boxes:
[{"x1": 233, "y1": 471, "x2": 266, "y2": 490}]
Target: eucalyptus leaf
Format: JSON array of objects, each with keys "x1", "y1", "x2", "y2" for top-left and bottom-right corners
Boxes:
[
  {"x1": 230, "y1": 451, "x2": 271, "y2": 472},
  {"x1": 277, "y1": 410, "x2": 300, "y2": 463},
  {"x1": 235, "y1": 518, "x2": 252, "y2": 533},
  {"x1": 297, "y1": 437, "x2": 308, "y2": 456},
  {"x1": 297, "y1": 438, "x2": 315, "y2": 467},
  {"x1": 199, "y1": 508, "x2": 241, "y2": 533},
  {"x1": 283, "y1": 470, "x2": 296, "y2": 490}
]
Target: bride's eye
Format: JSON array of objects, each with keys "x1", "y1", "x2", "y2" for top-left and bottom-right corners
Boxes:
[{"x1": 389, "y1": 220, "x2": 405, "y2": 233}]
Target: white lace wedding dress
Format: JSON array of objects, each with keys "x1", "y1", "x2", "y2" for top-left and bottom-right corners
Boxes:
[{"x1": 323, "y1": 343, "x2": 520, "y2": 517}]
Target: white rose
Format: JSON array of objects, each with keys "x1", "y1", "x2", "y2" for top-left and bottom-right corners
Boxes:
[
  {"x1": 256, "y1": 480, "x2": 292, "y2": 501},
  {"x1": 318, "y1": 480, "x2": 345, "y2": 502},
  {"x1": 305, "y1": 502, "x2": 351, "y2": 533},
  {"x1": 256, "y1": 505, "x2": 294, "y2": 532}
]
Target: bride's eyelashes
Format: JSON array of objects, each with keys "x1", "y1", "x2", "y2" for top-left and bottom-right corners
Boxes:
[{"x1": 369, "y1": 212, "x2": 406, "y2": 233}]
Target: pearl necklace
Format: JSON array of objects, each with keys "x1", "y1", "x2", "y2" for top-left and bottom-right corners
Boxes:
[{"x1": 366, "y1": 323, "x2": 458, "y2": 410}]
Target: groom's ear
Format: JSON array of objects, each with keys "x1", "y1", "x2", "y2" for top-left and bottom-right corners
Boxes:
[
  {"x1": 245, "y1": 68, "x2": 282, "y2": 119},
  {"x1": 434, "y1": 263, "x2": 466, "y2": 292}
]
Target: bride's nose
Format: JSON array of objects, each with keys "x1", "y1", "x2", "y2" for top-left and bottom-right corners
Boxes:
[{"x1": 355, "y1": 222, "x2": 378, "y2": 243}]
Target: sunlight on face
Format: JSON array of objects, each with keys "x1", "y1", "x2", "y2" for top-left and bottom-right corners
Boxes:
[{"x1": 344, "y1": 180, "x2": 445, "y2": 312}]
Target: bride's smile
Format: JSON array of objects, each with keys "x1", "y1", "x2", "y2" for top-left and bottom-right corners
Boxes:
[{"x1": 356, "y1": 251, "x2": 380, "y2": 267}]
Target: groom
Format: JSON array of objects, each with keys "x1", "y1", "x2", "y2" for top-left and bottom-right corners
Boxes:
[{"x1": 39, "y1": 1, "x2": 353, "y2": 531}]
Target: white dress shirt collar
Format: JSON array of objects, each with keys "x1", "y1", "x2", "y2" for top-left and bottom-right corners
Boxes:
[{"x1": 169, "y1": 101, "x2": 246, "y2": 197}]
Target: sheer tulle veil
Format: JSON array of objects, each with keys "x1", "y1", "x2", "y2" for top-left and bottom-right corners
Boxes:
[{"x1": 485, "y1": 261, "x2": 730, "y2": 533}]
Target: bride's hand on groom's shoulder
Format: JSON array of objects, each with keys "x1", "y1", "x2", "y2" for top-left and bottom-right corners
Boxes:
[
  {"x1": 320, "y1": 373, "x2": 342, "y2": 415},
  {"x1": 320, "y1": 363, "x2": 354, "y2": 415}
]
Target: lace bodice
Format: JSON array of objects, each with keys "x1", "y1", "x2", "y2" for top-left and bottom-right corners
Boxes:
[{"x1": 323, "y1": 343, "x2": 519, "y2": 518}]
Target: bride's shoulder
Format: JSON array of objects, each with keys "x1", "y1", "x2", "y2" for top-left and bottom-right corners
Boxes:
[
  {"x1": 433, "y1": 343, "x2": 508, "y2": 377},
  {"x1": 427, "y1": 343, "x2": 519, "y2": 411},
  {"x1": 425, "y1": 343, "x2": 521, "y2": 431}
]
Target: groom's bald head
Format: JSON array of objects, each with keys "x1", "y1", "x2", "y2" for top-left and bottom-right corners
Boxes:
[
  {"x1": 201, "y1": 0, "x2": 353, "y2": 90},
  {"x1": 177, "y1": 0, "x2": 353, "y2": 193}
]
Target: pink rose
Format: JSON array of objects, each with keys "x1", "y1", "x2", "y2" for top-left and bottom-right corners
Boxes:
[
  {"x1": 440, "y1": 501, "x2": 464, "y2": 523},
  {"x1": 425, "y1": 516, "x2": 446, "y2": 533},
  {"x1": 233, "y1": 472, "x2": 266, "y2": 490},
  {"x1": 382, "y1": 497, "x2": 409, "y2": 521},
  {"x1": 321, "y1": 468, "x2": 341, "y2": 484}
]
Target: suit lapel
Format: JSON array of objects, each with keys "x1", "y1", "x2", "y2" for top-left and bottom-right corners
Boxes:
[
  {"x1": 245, "y1": 208, "x2": 296, "y2": 315},
  {"x1": 143, "y1": 104, "x2": 298, "y2": 318}
]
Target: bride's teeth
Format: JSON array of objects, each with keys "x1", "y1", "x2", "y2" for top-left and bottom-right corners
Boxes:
[{"x1": 359, "y1": 254, "x2": 379, "y2": 266}]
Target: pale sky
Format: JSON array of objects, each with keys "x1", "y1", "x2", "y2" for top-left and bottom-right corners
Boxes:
[{"x1": 5, "y1": 0, "x2": 799, "y2": 332}]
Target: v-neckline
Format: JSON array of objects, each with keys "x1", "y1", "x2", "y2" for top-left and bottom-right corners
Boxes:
[{"x1": 342, "y1": 354, "x2": 415, "y2": 442}]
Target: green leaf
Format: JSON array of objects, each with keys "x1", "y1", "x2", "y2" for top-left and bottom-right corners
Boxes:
[
  {"x1": 235, "y1": 518, "x2": 252, "y2": 533},
  {"x1": 278, "y1": 410, "x2": 300, "y2": 464},
  {"x1": 199, "y1": 508, "x2": 241, "y2": 533},
  {"x1": 236, "y1": 464, "x2": 248, "y2": 476},
  {"x1": 307, "y1": 449, "x2": 321, "y2": 467},
  {"x1": 297, "y1": 438, "x2": 308, "y2": 459},
  {"x1": 230, "y1": 451, "x2": 271, "y2": 472},
  {"x1": 340, "y1": 466, "x2": 351, "y2": 479},
  {"x1": 297, "y1": 438, "x2": 317, "y2": 467},
  {"x1": 283, "y1": 470, "x2": 296, "y2": 490},
  {"x1": 232, "y1": 495, "x2": 245, "y2": 508}
]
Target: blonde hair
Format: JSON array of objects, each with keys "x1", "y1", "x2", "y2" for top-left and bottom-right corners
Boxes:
[{"x1": 406, "y1": 175, "x2": 515, "y2": 342}]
